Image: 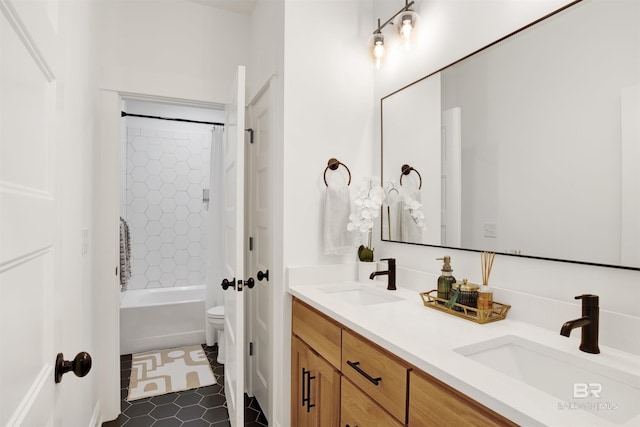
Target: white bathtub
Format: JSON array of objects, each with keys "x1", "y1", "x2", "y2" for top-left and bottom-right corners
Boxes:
[{"x1": 120, "y1": 285, "x2": 206, "y2": 355}]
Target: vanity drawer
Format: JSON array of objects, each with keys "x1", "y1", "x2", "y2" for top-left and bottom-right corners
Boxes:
[
  {"x1": 342, "y1": 329, "x2": 409, "y2": 424},
  {"x1": 409, "y1": 370, "x2": 518, "y2": 427},
  {"x1": 341, "y1": 377, "x2": 404, "y2": 427},
  {"x1": 292, "y1": 298, "x2": 341, "y2": 369}
]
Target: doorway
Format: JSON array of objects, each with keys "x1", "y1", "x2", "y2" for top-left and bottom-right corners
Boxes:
[
  {"x1": 118, "y1": 99, "x2": 224, "y2": 354},
  {"x1": 97, "y1": 88, "x2": 275, "y2": 424}
]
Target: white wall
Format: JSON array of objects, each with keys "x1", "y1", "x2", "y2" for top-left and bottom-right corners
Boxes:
[
  {"x1": 248, "y1": 0, "x2": 284, "y2": 101},
  {"x1": 95, "y1": 0, "x2": 251, "y2": 104},
  {"x1": 371, "y1": 0, "x2": 640, "y2": 354},
  {"x1": 283, "y1": 0, "x2": 376, "y2": 267}
]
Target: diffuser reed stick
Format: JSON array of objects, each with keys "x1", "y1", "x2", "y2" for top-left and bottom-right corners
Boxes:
[{"x1": 481, "y1": 251, "x2": 495, "y2": 286}]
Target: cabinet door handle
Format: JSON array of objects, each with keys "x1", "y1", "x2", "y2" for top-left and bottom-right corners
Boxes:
[
  {"x1": 306, "y1": 373, "x2": 316, "y2": 412},
  {"x1": 346, "y1": 360, "x2": 382, "y2": 386},
  {"x1": 301, "y1": 367, "x2": 309, "y2": 407}
]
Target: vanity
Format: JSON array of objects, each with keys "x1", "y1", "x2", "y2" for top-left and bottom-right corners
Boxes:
[
  {"x1": 288, "y1": 274, "x2": 640, "y2": 426},
  {"x1": 291, "y1": 296, "x2": 516, "y2": 426}
]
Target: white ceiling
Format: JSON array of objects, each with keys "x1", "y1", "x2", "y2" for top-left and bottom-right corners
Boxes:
[{"x1": 186, "y1": 0, "x2": 257, "y2": 16}]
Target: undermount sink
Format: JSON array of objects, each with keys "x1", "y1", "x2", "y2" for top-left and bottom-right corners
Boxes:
[
  {"x1": 319, "y1": 283, "x2": 403, "y2": 306},
  {"x1": 454, "y1": 335, "x2": 640, "y2": 424}
]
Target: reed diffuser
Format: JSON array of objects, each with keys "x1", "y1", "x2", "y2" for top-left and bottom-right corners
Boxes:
[{"x1": 478, "y1": 252, "x2": 495, "y2": 310}]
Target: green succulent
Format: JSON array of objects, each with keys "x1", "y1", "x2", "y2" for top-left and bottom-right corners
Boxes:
[{"x1": 357, "y1": 245, "x2": 374, "y2": 262}]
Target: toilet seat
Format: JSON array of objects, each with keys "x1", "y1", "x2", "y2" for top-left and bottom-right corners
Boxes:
[{"x1": 207, "y1": 305, "x2": 224, "y2": 318}]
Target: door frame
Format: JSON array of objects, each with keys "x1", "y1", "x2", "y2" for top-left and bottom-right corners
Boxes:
[{"x1": 94, "y1": 89, "x2": 225, "y2": 422}]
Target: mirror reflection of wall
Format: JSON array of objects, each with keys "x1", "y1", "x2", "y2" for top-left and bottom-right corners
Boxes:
[
  {"x1": 381, "y1": 0, "x2": 640, "y2": 269},
  {"x1": 382, "y1": 74, "x2": 441, "y2": 245}
]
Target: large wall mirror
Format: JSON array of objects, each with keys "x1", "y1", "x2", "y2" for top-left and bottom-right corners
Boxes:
[{"x1": 381, "y1": 0, "x2": 639, "y2": 270}]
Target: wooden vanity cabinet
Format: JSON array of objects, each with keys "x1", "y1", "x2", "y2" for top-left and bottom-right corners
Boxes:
[
  {"x1": 291, "y1": 297, "x2": 517, "y2": 427},
  {"x1": 408, "y1": 370, "x2": 518, "y2": 427},
  {"x1": 291, "y1": 336, "x2": 341, "y2": 426}
]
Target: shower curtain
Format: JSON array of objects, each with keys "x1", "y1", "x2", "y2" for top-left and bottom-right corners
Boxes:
[{"x1": 206, "y1": 127, "x2": 226, "y2": 309}]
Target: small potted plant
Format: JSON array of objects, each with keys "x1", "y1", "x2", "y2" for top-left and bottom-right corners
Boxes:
[{"x1": 348, "y1": 177, "x2": 384, "y2": 281}]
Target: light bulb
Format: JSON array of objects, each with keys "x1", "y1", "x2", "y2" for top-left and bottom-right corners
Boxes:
[
  {"x1": 400, "y1": 16, "x2": 413, "y2": 40},
  {"x1": 373, "y1": 40, "x2": 385, "y2": 60},
  {"x1": 372, "y1": 33, "x2": 385, "y2": 68}
]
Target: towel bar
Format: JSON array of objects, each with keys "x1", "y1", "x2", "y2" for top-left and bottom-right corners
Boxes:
[
  {"x1": 399, "y1": 164, "x2": 422, "y2": 189},
  {"x1": 323, "y1": 158, "x2": 351, "y2": 187}
]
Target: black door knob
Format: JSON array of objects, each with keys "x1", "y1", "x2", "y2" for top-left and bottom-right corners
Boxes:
[
  {"x1": 257, "y1": 270, "x2": 269, "y2": 282},
  {"x1": 55, "y1": 352, "x2": 92, "y2": 383},
  {"x1": 221, "y1": 278, "x2": 236, "y2": 290},
  {"x1": 246, "y1": 278, "x2": 255, "y2": 289}
]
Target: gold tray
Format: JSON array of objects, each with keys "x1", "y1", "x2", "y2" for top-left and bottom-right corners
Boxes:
[{"x1": 419, "y1": 290, "x2": 510, "y2": 324}]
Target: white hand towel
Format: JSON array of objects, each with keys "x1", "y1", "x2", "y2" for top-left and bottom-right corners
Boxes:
[
  {"x1": 324, "y1": 184, "x2": 353, "y2": 255},
  {"x1": 400, "y1": 192, "x2": 424, "y2": 243}
]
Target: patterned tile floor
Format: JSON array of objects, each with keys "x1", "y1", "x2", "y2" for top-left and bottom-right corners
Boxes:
[{"x1": 102, "y1": 344, "x2": 268, "y2": 427}]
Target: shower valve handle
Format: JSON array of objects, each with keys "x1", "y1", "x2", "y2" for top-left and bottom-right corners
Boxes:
[{"x1": 221, "y1": 278, "x2": 236, "y2": 290}]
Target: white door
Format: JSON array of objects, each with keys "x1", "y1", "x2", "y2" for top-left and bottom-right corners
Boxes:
[
  {"x1": 246, "y1": 82, "x2": 273, "y2": 422},
  {"x1": 441, "y1": 107, "x2": 462, "y2": 247},
  {"x1": 1, "y1": 1, "x2": 88, "y2": 425},
  {"x1": 222, "y1": 65, "x2": 246, "y2": 427}
]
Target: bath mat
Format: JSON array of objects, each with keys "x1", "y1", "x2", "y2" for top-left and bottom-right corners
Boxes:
[{"x1": 127, "y1": 345, "x2": 216, "y2": 401}]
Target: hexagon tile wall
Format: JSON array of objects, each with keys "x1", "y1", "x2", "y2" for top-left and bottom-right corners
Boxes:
[{"x1": 124, "y1": 127, "x2": 211, "y2": 289}]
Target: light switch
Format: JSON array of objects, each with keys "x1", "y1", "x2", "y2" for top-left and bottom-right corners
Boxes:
[{"x1": 483, "y1": 222, "x2": 496, "y2": 238}]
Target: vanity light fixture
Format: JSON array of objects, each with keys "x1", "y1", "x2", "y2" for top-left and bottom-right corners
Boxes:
[
  {"x1": 371, "y1": 24, "x2": 385, "y2": 69},
  {"x1": 371, "y1": 0, "x2": 419, "y2": 66},
  {"x1": 395, "y1": 9, "x2": 419, "y2": 42}
]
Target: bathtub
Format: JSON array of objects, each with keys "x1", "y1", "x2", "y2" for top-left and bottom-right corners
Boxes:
[{"x1": 120, "y1": 285, "x2": 206, "y2": 355}]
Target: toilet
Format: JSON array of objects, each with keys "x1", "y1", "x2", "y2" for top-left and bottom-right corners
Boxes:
[{"x1": 206, "y1": 305, "x2": 225, "y2": 364}]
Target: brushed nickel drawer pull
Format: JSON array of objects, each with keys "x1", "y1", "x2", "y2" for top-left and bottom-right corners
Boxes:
[{"x1": 347, "y1": 360, "x2": 382, "y2": 386}]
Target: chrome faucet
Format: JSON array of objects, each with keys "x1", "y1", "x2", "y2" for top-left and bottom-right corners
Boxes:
[
  {"x1": 369, "y1": 258, "x2": 396, "y2": 290},
  {"x1": 560, "y1": 294, "x2": 600, "y2": 354}
]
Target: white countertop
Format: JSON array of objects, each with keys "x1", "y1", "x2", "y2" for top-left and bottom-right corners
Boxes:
[{"x1": 288, "y1": 279, "x2": 640, "y2": 427}]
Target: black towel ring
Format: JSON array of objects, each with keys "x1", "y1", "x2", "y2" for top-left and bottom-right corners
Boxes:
[
  {"x1": 323, "y1": 158, "x2": 351, "y2": 187},
  {"x1": 399, "y1": 164, "x2": 422, "y2": 189}
]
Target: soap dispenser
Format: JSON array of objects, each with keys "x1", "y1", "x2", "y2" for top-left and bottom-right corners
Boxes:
[{"x1": 436, "y1": 256, "x2": 456, "y2": 302}]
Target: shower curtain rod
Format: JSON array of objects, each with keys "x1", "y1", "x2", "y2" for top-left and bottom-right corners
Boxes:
[{"x1": 121, "y1": 111, "x2": 224, "y2": 127}]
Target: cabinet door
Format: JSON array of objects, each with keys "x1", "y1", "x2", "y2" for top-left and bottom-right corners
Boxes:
[
  {"x1": 292, "y1": 336, "x2": 314, "y2": 427},
  {"x1": 292, "y1": 336, "x2": 340, "y2": 427},
  {"x1": 409, "y1": 370, "x2": 518, "y2": 427},
  {"x1": 341, "y1": 377, "x2": 404, "y2": 427}
]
